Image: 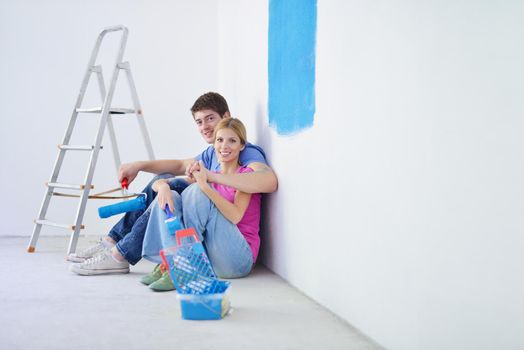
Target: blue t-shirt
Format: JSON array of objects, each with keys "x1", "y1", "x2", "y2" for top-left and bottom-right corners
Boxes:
[{"x1": 195, "y1": 142, "x2": 268, "y2": 172}]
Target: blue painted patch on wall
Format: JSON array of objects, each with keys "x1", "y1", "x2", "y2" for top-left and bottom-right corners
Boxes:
[{"x1": 268, "y1": 0, "x2": 317, "y2": 135}]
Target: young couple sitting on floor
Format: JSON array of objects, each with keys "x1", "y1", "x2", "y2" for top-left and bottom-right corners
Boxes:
[{"x1": 68, "y1": 92, "x2": 278, "y2": 291}]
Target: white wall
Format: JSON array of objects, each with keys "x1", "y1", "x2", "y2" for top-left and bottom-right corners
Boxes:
[
  {"x1": 0, "y1": 0, "x2": 219, "y2": 237},
  {"x1": 217, "y1": 0, "x2": 524, "y2": 349}
]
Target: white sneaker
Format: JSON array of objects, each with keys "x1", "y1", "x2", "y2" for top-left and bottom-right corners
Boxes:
[
  {"x1": 69, "y1": 250, "x2": 129, "y2": 275},
  {"x1": 67, "y1": 239, "x2": 109, "y2": 262}
]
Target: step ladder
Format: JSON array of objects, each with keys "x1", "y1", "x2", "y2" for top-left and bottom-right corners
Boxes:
[{"x1": 28, "y1": 25, "x2": 155, "y2": 255}]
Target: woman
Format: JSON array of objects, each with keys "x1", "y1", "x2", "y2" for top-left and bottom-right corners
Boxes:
[{"x1": 141, "y1": 118, "x2": 261, "y2": 290}]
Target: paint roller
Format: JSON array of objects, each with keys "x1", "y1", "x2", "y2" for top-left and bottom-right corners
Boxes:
[
  {"x1": 164, "y1": 205, "x2": 182, "y2": 235},
  {"x1": 98, "y1": 178, "x2": 147, "y2": 218}
]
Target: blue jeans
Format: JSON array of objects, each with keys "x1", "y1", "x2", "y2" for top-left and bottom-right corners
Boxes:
[
  {"x1": 108, "y1": 174, "x2": 190, "y2": 265},
  {"x1": 142, "y1": 183, "x2": 253, "y2": 278}
]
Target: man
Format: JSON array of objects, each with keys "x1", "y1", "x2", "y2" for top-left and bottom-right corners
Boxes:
[{"x1": 69, "y1": 92, "x2": 277, "y2": 279}]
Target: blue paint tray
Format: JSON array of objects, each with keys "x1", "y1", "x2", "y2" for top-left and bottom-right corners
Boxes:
[{"x1": 160, "y1": 228, "x2": 231, "y2": 320}]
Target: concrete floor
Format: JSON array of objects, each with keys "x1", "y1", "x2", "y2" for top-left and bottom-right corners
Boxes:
[{"x1": 0, "y1": 236, "x2": 383, "y2": 350}]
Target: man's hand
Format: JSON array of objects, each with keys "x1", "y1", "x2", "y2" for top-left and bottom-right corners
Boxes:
[{"x1": 118, "y1": 162, "x2": 142, "y2": 184}]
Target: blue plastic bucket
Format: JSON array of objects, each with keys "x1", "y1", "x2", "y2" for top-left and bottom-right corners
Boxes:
[{"x1": 177, "y1": 284, "x2": 231, "y2": 320}]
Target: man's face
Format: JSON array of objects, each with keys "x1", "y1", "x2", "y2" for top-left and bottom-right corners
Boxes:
[{"x1": 193, "y1": 109, "x2": 223, "y2": 144}]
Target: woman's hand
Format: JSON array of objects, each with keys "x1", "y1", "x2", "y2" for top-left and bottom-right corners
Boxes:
[
  {"x1": 153, "y1": 180, "x2": 174, "y2": 213},
  {"x1": 185, "y1": 160, "x2": 200, "y2": 180},
  {"x1": 192, "y1": 161, "x2": 210, "y2": 188}
]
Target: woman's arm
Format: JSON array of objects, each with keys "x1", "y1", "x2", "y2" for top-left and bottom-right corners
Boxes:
[
  {"x1": 200, "y1": 185, "x2": 251, "y2": 224},
  {"x1": 193, "y1": 170, "x2": 251, "y2": 224},
  {"x1": 152, "y1": 179, "x2": 175, "y2": 213}
]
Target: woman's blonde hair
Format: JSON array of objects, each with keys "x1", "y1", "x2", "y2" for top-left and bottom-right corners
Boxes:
[{"x1": 214, "y1": 117, "x2": 247, "y2": 145}]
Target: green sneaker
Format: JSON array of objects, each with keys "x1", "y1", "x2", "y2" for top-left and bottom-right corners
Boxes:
[
  {"x1": 149, "y1": 271, "x2": 176, "y2": 292},
  {"x1": 140, "y1": 264, "x2": 163, "y2": 285}
]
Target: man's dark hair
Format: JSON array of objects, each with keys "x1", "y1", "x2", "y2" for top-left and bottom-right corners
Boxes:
[{"x1": 190, "y1": 92, "x2": 230, "y2": 117}]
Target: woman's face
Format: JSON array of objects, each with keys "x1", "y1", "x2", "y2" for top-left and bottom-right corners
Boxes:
[{"x1": 214, "y1": 128, "x2": 244, "y2": 164}]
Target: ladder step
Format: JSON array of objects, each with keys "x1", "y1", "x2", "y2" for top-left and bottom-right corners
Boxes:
[
  {"x1": 46, "y1": 182, "x2": 94, "y2": 190},
  {"x1": 76, "y1": 107, "x2": 135, "y2": 114},
  {"x1": 34, "y1": 219, "x2": 85, "y2": 230},
  {"x1": 117, "y1": 62, "x2": 130, "y2": 70},
  {"x1": 58, "y1": 144, "x2": 103, "y2": 151},
  {"x1": 89, "y1": 65, "x2": 102, "y2": 73}
]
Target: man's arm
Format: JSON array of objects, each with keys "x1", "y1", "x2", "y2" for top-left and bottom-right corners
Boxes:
[
  {"x1": 206, "y1": 162, "x2": 278, "y2": 194},
  {"x1": 118, "y1": 158, "x2": 195, "y2": 184}
]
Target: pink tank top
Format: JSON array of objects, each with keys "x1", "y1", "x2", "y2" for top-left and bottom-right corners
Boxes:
[{"x1": 212, "y1": 167, "x2": 261, "y2": 262}]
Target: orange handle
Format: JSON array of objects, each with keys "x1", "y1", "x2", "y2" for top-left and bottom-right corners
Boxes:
[{"x1": 176, "y1": 227, "x2": 199, "y2": 246}]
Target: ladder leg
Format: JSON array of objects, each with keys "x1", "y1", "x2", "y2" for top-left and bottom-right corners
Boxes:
[
  {"x1": 68, "y1": 190, "x2": 91, "y2": 255},
  {"x1": 94, "y1": 69, "x2": 123, "y2": 174},
  {"x1": 28, "y1": 131, "x2": 76, "y2": 252},
  {"x1": 106, "y1": 115, "x2": 123, "y2": 174},
  {"x1": 122, "y1": 64, "x2": 155, "y2": 160},
  {"x1": 27, "y1": 191, "x2": 52, "y2": 252},
  {"x1": 66, "y1": 122, "x2": 106, "y2": 255}
]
